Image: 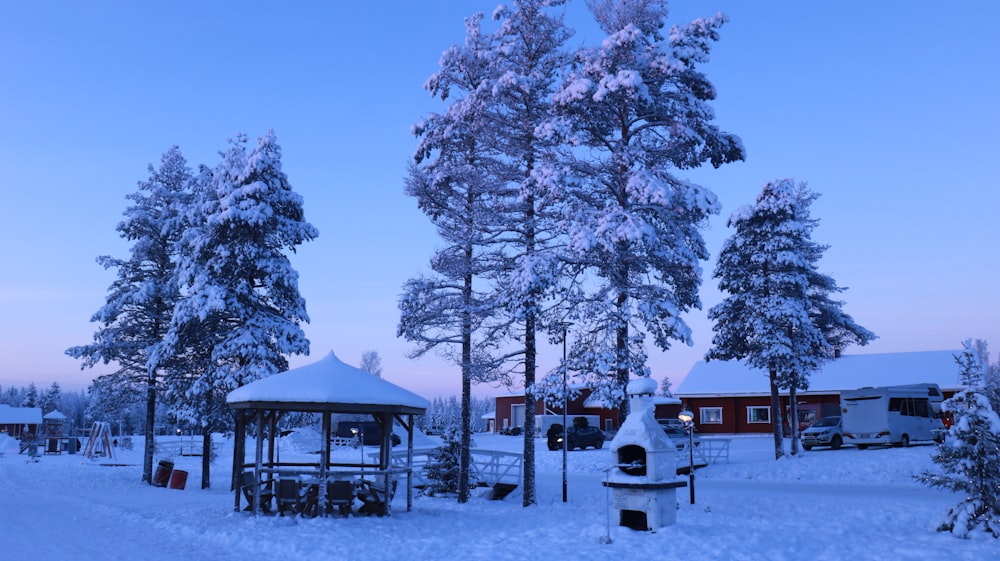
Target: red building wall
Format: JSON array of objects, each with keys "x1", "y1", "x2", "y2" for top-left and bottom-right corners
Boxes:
[
  {"x1": 680, "y1": 393, "x2": 844, "y2": 435},
  {"x1": 493, "y1": 390, "x2": 623, "y2": 433}
]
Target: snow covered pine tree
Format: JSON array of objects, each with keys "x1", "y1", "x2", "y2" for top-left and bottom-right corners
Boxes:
[
  {"x1": 917, "y1": 343, "x2": 1000, "y2": 538},
  {"x1": 552, "y1": 0, "x2": 744, "y2": 425},
  {"x1": 707, "y1": 179, "x2": 874, "y2": 459}
]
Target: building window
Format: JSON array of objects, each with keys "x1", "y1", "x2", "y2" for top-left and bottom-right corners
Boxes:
[
  {"x1": 747, "y1": 406, "x2": 771, "y2": 424},
  {"x1": 699, "y1": 407, "x2": 723, "y2": 425}
]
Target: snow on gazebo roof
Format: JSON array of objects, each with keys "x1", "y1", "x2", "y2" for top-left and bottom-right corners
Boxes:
[
  {"x1": 43, "y1": 409, "x2": 67, "y2": 420},
  {"x1": 226, "y1": 350, "x2": 429, "y2": 414}
]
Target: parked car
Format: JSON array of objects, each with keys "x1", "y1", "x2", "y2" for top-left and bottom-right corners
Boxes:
[
  {"x1": 546, "y1": 424, "x2": 605, "y2": 450},
  {"x1": 661, "y1": 425, "x2": 701, "y2": 452},
  {"x1": 801, "y1": 416, "x2": 843, "y2": 450},
  {"x1": 656, "y1": 418, "x2": 686, "y2": 431}
]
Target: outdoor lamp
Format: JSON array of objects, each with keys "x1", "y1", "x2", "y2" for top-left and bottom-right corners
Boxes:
[
  {"x1": 352, "y1": 427, "x2": 364, "y2": 471},
  {"x1": 678, "y1": 409, "x2": 695, "y2": 504}
]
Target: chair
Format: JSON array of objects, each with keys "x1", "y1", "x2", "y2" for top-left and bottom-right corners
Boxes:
[
  {"x1": 357, "y1": 478, "x2": 397, "y2": 516},
  {"x1": 240, "y1": 471, "x2": 273, "y2": 513},
  {"x1": 299, "y1": 482, "x2": 320, "y2": 517},
  {"x1": 325, "y1": 479, "x2": 354, "y2": 517},
  {"x1": 276, "y1": 478, "x2": 302, "y2": 516}
]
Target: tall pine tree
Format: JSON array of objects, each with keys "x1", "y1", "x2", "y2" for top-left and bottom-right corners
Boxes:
[
  {"x1": 156, "y1": 131, "x2": 317, "y2": 488},
  {"x1": 400, "y1": 11, "x2": 507, "y2": 504},
  {"x1": 552, "y1": 0, "x2": 743, "y2": 423},
  {"x1": 488, "y1": 0, "x2": 573, "y2": 508},
  {"x1": 67, "y1": 146, "x2": 190, "y2": 483},
  {"x1": 707, "y1": 179, "x2": 874, "y2": 458}
]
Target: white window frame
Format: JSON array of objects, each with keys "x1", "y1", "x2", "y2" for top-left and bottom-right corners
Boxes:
[
  {"x1": 747, "y1": 406, "x2": 771, "y2": 424},
  {"x1": 699, "y1": 407, "x2": 723, "y2": 425}
]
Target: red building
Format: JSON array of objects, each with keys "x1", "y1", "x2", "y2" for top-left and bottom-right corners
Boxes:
[
  {"x1": 0, "y1": 404, "x2": 42, "y2": 440},
  {"x1": 493, "y1": 385, "x2": 682, "y2": 435},
  {"x1": 674, "y1": 350, "x2": 963, "y2": 435}
]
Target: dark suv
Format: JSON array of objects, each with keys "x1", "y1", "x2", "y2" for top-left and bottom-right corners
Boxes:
[{"x1": 547, "y1": 424, "x2": 605, "y2": 450}]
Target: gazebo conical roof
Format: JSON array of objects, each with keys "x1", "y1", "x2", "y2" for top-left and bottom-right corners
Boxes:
[{"x1": 226, "y1": 351, "x2": 428, "y2": 414}]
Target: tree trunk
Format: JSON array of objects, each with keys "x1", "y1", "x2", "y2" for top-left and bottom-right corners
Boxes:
[
  {"x1": 201, "y1": 425, "x2": 211, "y2": 489},
  {"x1": 769, "y1": 369, "x2": 784, "y2": 459},
  {"x1": 142, "y1": 374, "x2": 156, "y2": 484},
  {"x1": 459, "y1": 368, "x2": 471, "y2": 503},
  {"x1": 522, "y1": 314, "x2": 537, "y2": 507},
  {"x1": 616, "y1": 291, "x2": 630, "y2": 427},
  {"x1": 458, "y1": 267, "x2": 473, "y2": 504}
]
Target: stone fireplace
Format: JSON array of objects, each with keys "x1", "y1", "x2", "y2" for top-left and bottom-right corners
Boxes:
[{"x1": 604, "y1": 378, "x2": 685, "y2": 531}]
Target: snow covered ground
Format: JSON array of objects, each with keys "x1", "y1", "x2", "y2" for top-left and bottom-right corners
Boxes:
[{"x1": 1, "y1": 433, "x2": 994, "y2": 561}]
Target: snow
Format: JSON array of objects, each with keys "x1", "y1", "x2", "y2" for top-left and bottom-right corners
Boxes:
[
  {"x1": 2, "y1": 432, "x2": 996, "y2": 560},
  {"x1": 0, "y1": 403, "x2": 42, "y2": 424},
  {"x1": 679, "y1": 350, "x2": 963, "y2": 395},
  {"x1": 226, "y1": 351, "x2": 430, "y2": 410}
]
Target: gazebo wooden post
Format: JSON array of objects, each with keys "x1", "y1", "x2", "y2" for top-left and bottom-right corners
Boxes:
[
  {"x1": 253, "y1": 408, "x2": 265, "y2": 515},
  {"x1": 379, "y1": 412, "x2": 392, "y2": 517},
  {"x1": 317, "y1": 410, "x2": 331, "y2": 516},
  {"x1": 405, "y1": 413, "x2": 414, "y2": 512},
  {"x1": 267, "y1": 411, "x2": 278, "y2": 469},
  {"x1": 233, "y1": 410, "x2": 245, "y2": 512},
  {"x1": 320, "y1": 411, "x2": 331, "y2": 479}
]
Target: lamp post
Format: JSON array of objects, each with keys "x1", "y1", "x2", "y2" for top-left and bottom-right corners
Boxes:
[
  {"x1": 560, "y1": 321, "x2": 572, "y2": 503},
  {"x1": 352, "y1": 427, "x2": 364, "y2": 473},
  {"x1": 678, "y1": 409, "x2": 695, "y2": 504}
]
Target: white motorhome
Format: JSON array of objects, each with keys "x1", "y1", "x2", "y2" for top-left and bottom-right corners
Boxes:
[{"x1": 840, "y1": 383, "x2": 946, "y2": 449}]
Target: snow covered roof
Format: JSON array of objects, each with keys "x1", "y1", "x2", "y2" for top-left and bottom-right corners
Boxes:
[
  {"x1": 582, "y1": 391, "x2": 681, "y2": 409},
  {"x1": 676, "y1": 350, "x2": 964, "y2": 396},
  {"x1": 0, "y1": 404, "x2": 42, "y2": 425},
  {"x1": 44, "y1": 409, "x2": 67, "y2": 420},
  {"x1": 226, "y1": 351, "x2": 429, "y2": 414}
]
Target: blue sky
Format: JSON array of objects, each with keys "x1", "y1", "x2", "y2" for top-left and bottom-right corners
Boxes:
[{"x1": 2, "y1": 1, "x2": 998, "y2": 399}]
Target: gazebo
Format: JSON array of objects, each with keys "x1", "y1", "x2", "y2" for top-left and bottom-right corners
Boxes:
[{"x1": 226, "y1": 351, "x2": 429, "y2": 516}]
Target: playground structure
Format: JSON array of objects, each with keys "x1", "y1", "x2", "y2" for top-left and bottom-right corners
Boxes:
[
  {"x1": 42, "y1": 409, "x2": 80, "y2": 454},
  {"x1": 82, "y1": 421, "x2": 117, "y2": 461}
]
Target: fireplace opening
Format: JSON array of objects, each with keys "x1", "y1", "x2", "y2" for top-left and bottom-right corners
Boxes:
[
  {"x1": 618, "y1": 444, "x2": 646, "y2": 476},
  {"x1": 620, "y1": 509, "x2": 648, "y2": 531}
]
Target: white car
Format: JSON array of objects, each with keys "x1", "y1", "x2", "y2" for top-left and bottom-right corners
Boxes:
[
  {"x1": 661, "y1": 424, "x2": 701, "y2": 452},
  {"x1": 801, "y1": 416, "x2": 844, "y2": 450}
]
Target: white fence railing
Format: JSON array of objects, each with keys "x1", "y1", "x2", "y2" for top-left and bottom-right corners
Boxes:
[
  {"x1": 694, "y1": 438, "x2": 731, "y2": 464},
  {"x1": 374, "y1": 447, "x2": 524, "y2": 489},
  {"x1": 154, "y1": 440, "x2": 219, "y2": 457}
]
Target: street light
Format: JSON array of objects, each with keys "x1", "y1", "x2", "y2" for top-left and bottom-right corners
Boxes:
[
  {"x1": 351, "y1": 427, "x2": 364, "y2": 472},
  {"x1": 678, "y1": 409, "x2": 695, "y2": 504},
  {"x1": 559, "y1": 321, "x2": 572, "y2": 503}
]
